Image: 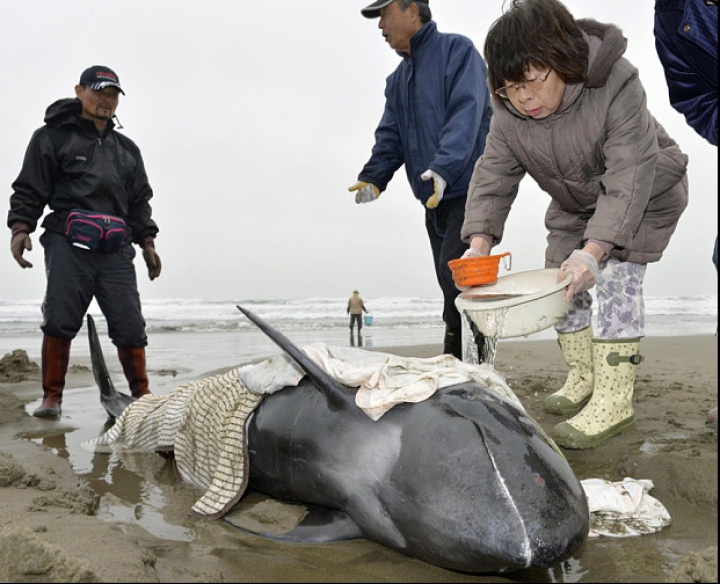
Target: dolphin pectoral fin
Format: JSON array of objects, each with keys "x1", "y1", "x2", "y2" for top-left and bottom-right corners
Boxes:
[
  {"x1": 223, "y1": 494, "x2": 363, "y2": 543},
  {"x1": 87, "y1": 314, "x2": 135, "y2": 419},
  {"x1": 275, "y1": 505, "x2": 363, "y2": 543}
]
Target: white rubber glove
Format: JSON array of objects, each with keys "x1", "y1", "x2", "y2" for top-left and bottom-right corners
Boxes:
[
  {"x1": 462, "y1": 235, "x2": 492, "y2": 258},
  {"x1": 558, "y1": 250, "x2": 600, "y2": 301},
  {"x1": 348, "y1": 181, "x2": 380, "y2": 204},
  {"x1": 421, "y1": 169, "x2": 446, "y2": 209},
  {"x1": 462, "y1": 248, "x2": 485, "y2": 259}
]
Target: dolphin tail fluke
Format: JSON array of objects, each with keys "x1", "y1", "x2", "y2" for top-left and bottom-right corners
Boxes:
[
  {"x1": 87, "y1": 314, "x2": 136, "y2": 419},
  {"x1": 236, "y1": 305, "x2": 348, "y2": 409}
]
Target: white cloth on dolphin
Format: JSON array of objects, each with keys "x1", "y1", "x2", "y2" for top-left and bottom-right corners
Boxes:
[
  {"x1": 83, "y1": 369, "x2": 264, "y2": 519},
  {"x1": 237, "y1": 342, "x2": 524, "y2": 421},
  {"x1": 581, "y1": 477, "x2": 671, "y2": 538}
]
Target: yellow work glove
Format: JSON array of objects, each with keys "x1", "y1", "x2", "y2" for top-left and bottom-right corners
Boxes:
[
  {"x1": 348, "y1": 181, "x2": 380, "y2": 204},
  {"x1": 421, "y1": 169, "x2": 446, "y2": 209}
]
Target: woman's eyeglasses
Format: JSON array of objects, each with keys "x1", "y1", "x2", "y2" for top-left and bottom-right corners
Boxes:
[{"x1": 495, "y1": 69, "x2": 553, "y2": 99}]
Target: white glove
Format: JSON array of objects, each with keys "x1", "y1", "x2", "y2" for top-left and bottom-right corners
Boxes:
[
  {"x1": 348, "y1": 181, "x2": 380, "y2": 204},
  {"x1": 462, "y1": 235, "x2": 492, "y2": 257},
  {"x1": 462, "y1": 247, "x2": 488, "y2": 258},
  {"x1": 558, "y1": 249, "x2": 600, "y2": 300},
  {"x1": 421, "y1": 169, "x2": 446, "y2": 209}
]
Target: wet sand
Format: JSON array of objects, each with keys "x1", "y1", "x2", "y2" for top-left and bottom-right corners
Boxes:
[{"x1": 0, "y1": 332, "x2": 717, "y2": 582}]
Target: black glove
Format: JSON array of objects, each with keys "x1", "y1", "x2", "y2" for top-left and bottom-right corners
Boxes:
[
  {"x1": 141, "y1": 238, "x2": 162, "y2": 281},
  {"x1": 11, "y1": 232, "x2": 33, "y2": 269}
]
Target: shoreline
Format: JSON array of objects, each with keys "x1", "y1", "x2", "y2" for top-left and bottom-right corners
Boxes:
[
  {"x1": 1, "y1": 313, "x2": 716, "y2": 375},
  {"x1": 1, "y1": 333, "x2": 717, "y2": 582}
]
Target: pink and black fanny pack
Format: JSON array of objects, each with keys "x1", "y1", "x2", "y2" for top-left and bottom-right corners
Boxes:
[{"x1": 65, "y1": 209, "x2": 126, "y2": 253}]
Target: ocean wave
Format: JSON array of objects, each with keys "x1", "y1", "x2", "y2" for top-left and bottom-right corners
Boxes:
[{"x1": 0, "y1": 295, "x2": 715, "y2": 336}]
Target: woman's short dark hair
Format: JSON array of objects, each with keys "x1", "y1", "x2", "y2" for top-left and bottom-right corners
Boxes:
[{"x1": 483, "y1": 0, "x2": 588, "y2": 93}]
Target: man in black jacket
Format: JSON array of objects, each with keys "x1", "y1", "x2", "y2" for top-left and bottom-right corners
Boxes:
[{"x1": 7, "y1": 65, "x2": 162, "y2": 418}]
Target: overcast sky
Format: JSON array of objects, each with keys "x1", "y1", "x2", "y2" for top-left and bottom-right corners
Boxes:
[{"x1": 1, "y1": 0, "x2": 717, "y2": 303}]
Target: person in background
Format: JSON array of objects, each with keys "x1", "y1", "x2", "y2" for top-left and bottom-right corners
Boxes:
[
  {"x1": 348, "y1": 0, "x2": 493, "y2": 360},
  {"x1": 654, "y1": 0, "x2": 717, "y2": 425},
  {"x1": 8, "y1": 65, "x2": 161, "y2": 419},
  {"x1": 348, "y1": 290, "x2": 369, "y2": 342},
  {"x1": 461, "y1": 0, "x2": 689, "y2": 449}
]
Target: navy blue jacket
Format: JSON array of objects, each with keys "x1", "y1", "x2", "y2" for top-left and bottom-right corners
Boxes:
[
  {"x1": 358, "y1": 22, "x2": 492, "y2": 206},
  {"x1": 654, "y1": 0, "x2": 717, "y2": 146},
  {"x1": 8, "y1": 98, "x2": 159, "y2": 243}
]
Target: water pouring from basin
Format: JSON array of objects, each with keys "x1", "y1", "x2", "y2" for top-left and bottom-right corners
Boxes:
[{"x1": 455, "y1": 269, "x2": 572, "y2": 364}]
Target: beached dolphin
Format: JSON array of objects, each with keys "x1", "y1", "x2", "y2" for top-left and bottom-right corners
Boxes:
[
  {"x1": 88, "y1": 307, "x2": 589, "y2": 574},
  {"x1": 238, "y1": 306, "x2": 589, "y2": 573}
]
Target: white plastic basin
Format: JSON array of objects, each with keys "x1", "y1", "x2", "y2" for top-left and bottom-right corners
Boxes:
[{"x1": 455, "y1": 268, "x2": 572, "y2": 339}]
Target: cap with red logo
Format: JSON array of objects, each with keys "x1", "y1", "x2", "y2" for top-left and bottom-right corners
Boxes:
[{"x1": 79, "y1": 65, "x2": 125, "y2": 95}]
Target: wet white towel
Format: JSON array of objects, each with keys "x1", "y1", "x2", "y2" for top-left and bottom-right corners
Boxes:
[{"x1": 581, "y1": 477, "x2": 672, "y2": 538}]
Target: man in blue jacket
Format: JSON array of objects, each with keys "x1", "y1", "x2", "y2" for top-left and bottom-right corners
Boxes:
[
  {"x1": 348, "y1": 0, "x2": 493, "y2": 359},
  {"x1": 654, "y1": 0, "x2": 717, "y2": 423}
]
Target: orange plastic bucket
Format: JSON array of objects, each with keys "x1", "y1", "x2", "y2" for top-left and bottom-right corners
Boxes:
[{"x1": 448, "y1": 252, "x2": 511, "y2": 288}]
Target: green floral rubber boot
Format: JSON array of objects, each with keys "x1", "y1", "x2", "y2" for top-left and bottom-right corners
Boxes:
[
  {"x1": 543, "y1": 326, "x2": 594, "y2": 416},
  {"x1": 553, "y1": 338, "x2": 643, "y2": 450}
]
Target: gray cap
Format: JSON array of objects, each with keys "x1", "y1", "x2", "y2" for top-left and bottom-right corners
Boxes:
[
  {"x1": 361, "y1": 0, "x2": 395, "y2": 18},
  {"x1": 361, "y1": 0, "x2": 428, "y2": 19}
]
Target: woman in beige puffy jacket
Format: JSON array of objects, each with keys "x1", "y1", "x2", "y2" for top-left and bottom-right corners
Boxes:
[{"x1": 461, "y1": 0, "x2": 688, "y2": 450}]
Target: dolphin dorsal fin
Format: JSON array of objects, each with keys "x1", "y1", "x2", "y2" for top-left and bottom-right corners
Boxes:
[{"x1": 237, "y1": 306, "x2": 347, "y2": 409}]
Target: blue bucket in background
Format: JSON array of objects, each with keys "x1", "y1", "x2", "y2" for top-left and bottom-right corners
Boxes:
[{"x1": 364, "y1": 314, "x2": 373, "y2": 326}]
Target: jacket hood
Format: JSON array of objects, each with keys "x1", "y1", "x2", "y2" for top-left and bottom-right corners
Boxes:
[
  {"x1": 44, "y1": 98, "x2": 82, "y2": 127},
  {"x1": 43, "y1": 97, "x2": 118, "y2": 133},
  {"x1": 578, "y1": 19, "x2": 627, "y2": 88}
]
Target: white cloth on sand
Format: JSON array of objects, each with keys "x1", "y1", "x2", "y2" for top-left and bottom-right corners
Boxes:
[{"x1": 581, "y1": 477, "x2": 672, "y2": 538}]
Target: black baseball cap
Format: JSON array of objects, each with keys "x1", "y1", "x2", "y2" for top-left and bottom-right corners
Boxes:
[
  {"x1": 79, "y1": 65, "x2": 125, "y2": 95},
  {"x1": 361, "y1": 0, "x2": 428, "y2": 18}
]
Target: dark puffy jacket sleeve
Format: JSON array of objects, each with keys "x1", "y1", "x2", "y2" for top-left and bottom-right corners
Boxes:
[
  {"x1": 7, "y1": 129, "x2": 57, "y2": 232},
  {"x1": 123, "y1": 140, "x2": 159, "y2": 243}
]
